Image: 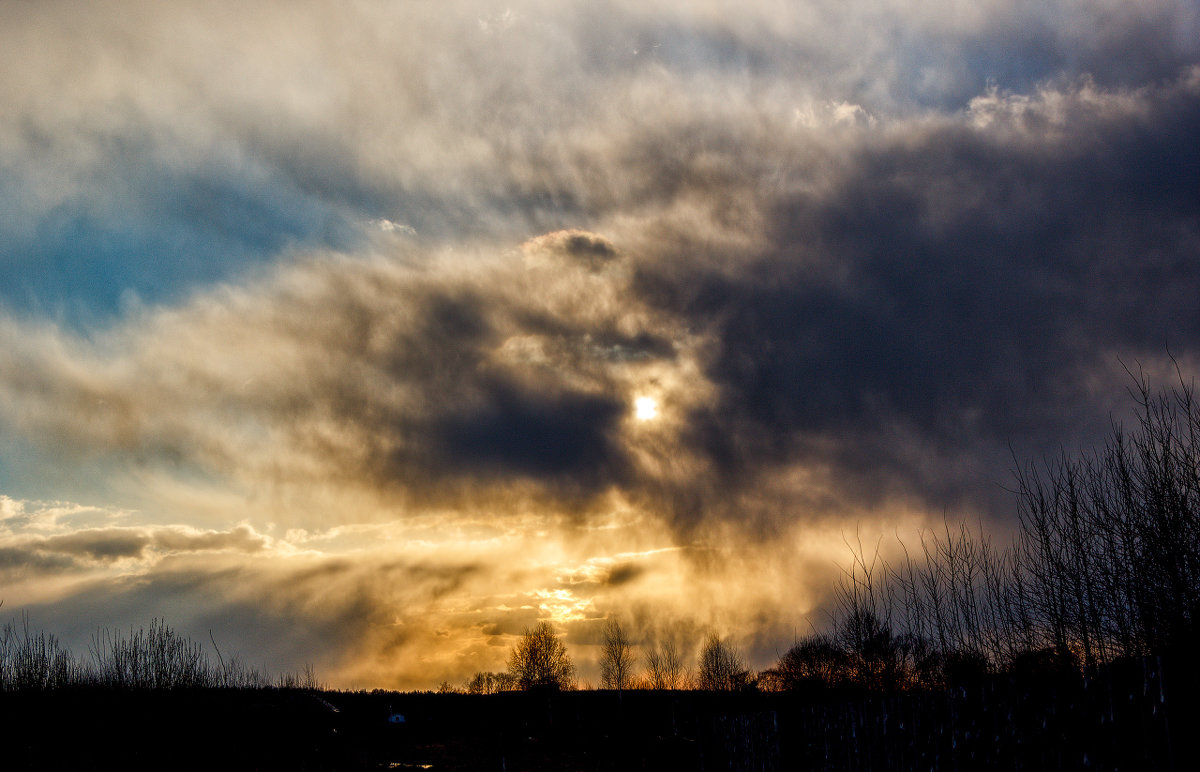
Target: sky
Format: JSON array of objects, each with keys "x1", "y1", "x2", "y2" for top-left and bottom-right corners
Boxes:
[{"x1": 1, "y1": 0, "x2": 1199, "y2": 690}]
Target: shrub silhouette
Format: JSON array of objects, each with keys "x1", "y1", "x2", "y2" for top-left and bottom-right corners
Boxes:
[
  {"x1": 0, "y1": 616, "x2": 78, "y2": 691},
  {"x1": 91, "y1": 619, "x2": 211, "y2": 690}
]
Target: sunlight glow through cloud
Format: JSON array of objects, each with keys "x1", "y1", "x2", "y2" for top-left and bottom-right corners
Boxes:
[{"x1": 634, "y1": 396, "x2": 659, "y2": 421}]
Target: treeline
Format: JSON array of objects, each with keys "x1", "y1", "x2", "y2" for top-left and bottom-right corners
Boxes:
[
  {"x1": 460, "y1": 623, "x2": 738, "y2": 694},
  {"x1": 795, "y1": 369, "x2": 1200, "y2": 693},
  {"x1": 463, "y1": 371, "x2": 1200, "y2": 696},
  {"x1": 0, "y1": 616, "x2": 320, "y2": 692}
]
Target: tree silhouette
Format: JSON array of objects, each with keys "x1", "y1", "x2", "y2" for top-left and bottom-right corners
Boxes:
[
  {"x1": 644, "y1": 638, "x2": 687, "y2": 689},
  {"x1": 697, "y1": 633, "x2": 751, "y2": 691},
  {"x1": 800, "y1": 367, "x2": 1200, "y2": 688},
  {"x1": 507, "y1": 621, "x2": 575, "y2": 691},
  {"x1": 465, "y1": 670, "x2": 516, "y2": 694},
  {"x1": 1009, "y1": 369, "x2": 1200, "y2": 664},
  {"x1": 599, "y1": 619, "x2": 636, "y2": 691},
  {"x1": 764, "y1": 633, "x2": 849, "y2": 691}
]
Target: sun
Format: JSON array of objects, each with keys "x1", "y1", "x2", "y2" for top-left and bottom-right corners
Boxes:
[{"x1": 634, "y1": 396, "x2": 659, "y2": 421}]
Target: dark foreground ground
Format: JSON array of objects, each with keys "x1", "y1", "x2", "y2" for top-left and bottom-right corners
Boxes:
[{"x1": 2, "y1": 658, "x2": 1197, "y2": 770}]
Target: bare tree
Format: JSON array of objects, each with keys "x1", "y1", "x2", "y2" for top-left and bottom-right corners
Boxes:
[
  {"x1": 465, "y1": 670, "x2": 516, "y2": 694},
  {"x1": 645, "y1": 638, "x2": 687, "y2": 690},
  {"x1": 507, "y1": 621, "x2": 575, "y2": 691},
  {"x1": 1010, "y1": 367, "x2": 1200, "y2": 665},
  {"x1": 599, "y1": 619, "x2": 637, "y2": 691},
  {"x1": 697, "y1": 633, "x2": 751, "y2": 691},
  {"x1": 817, "y1": 365, "x2": 1200, "y2": 688}
]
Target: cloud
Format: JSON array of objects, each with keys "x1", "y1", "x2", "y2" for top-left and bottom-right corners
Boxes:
[
  {"x1": 0, "y1": 512, "x2": 271, "y2": 575},
  {"x1": 4, "y1": 1, "x2": 1197, "y2": 322},
  {"x1": 0, "y1": 547, "x2": 79, "y2": 575},
  {"x1": 38, "y1": 530, "x2": 151, "y2": 561},
  {"x1": 0, "y1": 242, "x2": 703, "y2": 527},
  {"x1": 623, "y1": 67, "x2": 1200, "y2": 515},
  {"x1": 2, "y1": 65, "x2": 1199, "y2": 537},
  {"x1": 523, "y1": 230, "x2": 620, "y2": 270}
]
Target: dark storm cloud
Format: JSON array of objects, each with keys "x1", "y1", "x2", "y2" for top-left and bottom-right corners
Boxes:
[
  {"x1": 266, "y1": 254, "x2": 660, "y2": 508},
  {"x1": 433, "y1": 381, "x2": 626, "y2": 483},
  {"x1": 4, "y1": 524, "x2": 269, "y2": 566},
  {"x1": 603, "y1": 563, "x2": 643, "y2": 587},
  {"x1": 40, "y1": 529, "x2": 151, "y2": 560},
  {"x1": 524, "y1": 230, "x2": 621, "y2": 270},
  {"x1": 620, "y1": 68, "x2": 1200, "y2": 518},
  {"x1": 0, "y1": 547, "x2": 79, "y2": 575}
]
